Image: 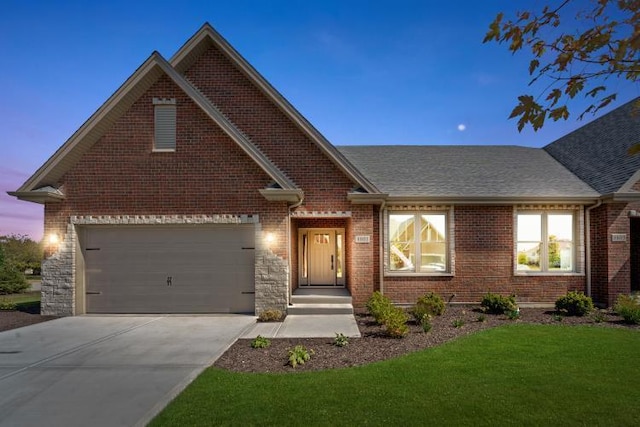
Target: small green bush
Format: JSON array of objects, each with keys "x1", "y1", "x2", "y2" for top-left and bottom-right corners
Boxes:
[
  {"x1": 614, "y1": 295, "x2": 640, "y2": 325},
  {"x1": 452, "y1": 319, "x2": 465, "y2": 328},
  {"x1": 553, "y1": 314, "x2": 564, "y2": 322},
  {"x1": 258, "y1": 309, "x2": 284, "y2": 322},
  {"x1": 334, "y1": 333, "x2": 349, "y2": 347},
  {"x1": 507, "y1": 309, "x2": 520, "y2": 320},
  {"x1": 555, "y1": 291, "x2": 594, "y2": 316},
  {"x1": 477, "y1": 314, "x2": 487, "y2": 323},
  {"x1": 410, "y1": 292, "x2": 445, "y2": 323},
  {"x1": 0, "y1": 265, "x2": 29, "y2": 295},
  {"x1": 420, "y1": 315, "x2": 433, "y2": 333},
  {"x1": 591, "y1": 309, "x2": 606, "y2": 323},
  {"x1": 481, "y1": 293, "x2": 517, "y2": 314},
  {"x1": 0, "y1": 298, "x2": 17, "y2": 311},
  {"x1": 251, "y1": 335, "x2": 271, "y2": 349},
  {"x1": 384, "y1": 307, "x2": 409, "y2": 338},
  {"x1": 366, "y1": 291, "x2": 394, "y2": 325},
  {"x1": 288, "y1": 345, "x2": 314, "y2": 368}
]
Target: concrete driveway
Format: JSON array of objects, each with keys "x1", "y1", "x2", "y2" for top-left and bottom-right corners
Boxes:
[{"x1": 0, "y1": 315, "x2": 255, "y2": 427}]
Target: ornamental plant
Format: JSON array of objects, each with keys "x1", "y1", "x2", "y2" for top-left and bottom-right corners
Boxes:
[{"x1": 555, "y1": 291, "x2": 594, "y2": 316}]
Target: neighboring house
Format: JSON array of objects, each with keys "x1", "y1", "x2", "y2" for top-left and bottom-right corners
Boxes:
[{"x1": 9, "y1": 23, "x2": 640, "y2": 316}]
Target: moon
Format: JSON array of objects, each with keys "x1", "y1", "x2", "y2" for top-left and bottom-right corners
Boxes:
[{"x1": 457, "y1": 124, "x2": 466, "y2": 131}]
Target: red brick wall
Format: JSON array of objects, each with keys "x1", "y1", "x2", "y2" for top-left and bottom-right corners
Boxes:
[
  {"x1": 590, "y1": 202, "x2": 638, "y2": 306},
  {"x1": 382, "y1": 206, "x2": 585, "y2": 305},
  {"x1": 44, "y1": 44, "x2": 376, "y2": 306}
]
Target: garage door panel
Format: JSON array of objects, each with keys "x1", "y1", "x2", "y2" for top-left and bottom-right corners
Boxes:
[{"x1": 84, "y1": 226, "x2": 255, "y2": 314}]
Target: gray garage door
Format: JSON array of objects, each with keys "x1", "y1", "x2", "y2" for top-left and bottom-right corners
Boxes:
[{"x1": 83, "y1": 225, "x2": 255, "y2": 314}]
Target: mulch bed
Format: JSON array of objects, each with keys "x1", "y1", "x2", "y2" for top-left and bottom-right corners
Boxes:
[
  {"x1": 214, "y1": 306, "x2": 639, "y2": 373},
  {"x1": 0, "y1": 309, "x2": 59, "y2": 332}
]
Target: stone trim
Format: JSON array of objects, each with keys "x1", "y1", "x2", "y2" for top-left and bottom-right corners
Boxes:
[
  {"x1": 290, "y1": 211, "x2": 352, "y2": 218},
  {"x1": 42, "y1": 214, "x2": 288, "y2": 316}
]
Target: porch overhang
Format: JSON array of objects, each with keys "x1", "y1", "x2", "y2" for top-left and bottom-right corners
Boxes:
[{"x1": 259, "y1": 188, "x2": 304, "y2": 203}]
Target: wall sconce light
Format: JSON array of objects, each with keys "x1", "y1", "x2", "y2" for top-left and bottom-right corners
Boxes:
[
  {"x1": 265, "y1": 232, "x2": 275, "y2": 245},
  {"x1": 47, "y1": 233, "x2": 60, "y2": 245}
]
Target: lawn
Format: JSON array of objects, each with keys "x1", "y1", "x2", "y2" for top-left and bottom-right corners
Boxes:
[{"x1": 151, "y1": 324, "x2": 640, "y2": 426}]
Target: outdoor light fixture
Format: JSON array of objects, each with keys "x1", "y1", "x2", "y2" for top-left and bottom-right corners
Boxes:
[
  {"x1": 47, "y1": 233, "x2": 59, "y2": 245},
  {"x1": 265, "y1": 232, "x2": 275, "y2": 245}
]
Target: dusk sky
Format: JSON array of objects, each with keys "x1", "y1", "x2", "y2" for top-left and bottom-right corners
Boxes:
[{"x1": 1, "y1": 0, "x2": 638, "y2": 241}]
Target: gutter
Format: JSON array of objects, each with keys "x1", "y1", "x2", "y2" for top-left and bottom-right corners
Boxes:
[{"x1": 585, "y1": 199, "x2": 603, "y2": 297}]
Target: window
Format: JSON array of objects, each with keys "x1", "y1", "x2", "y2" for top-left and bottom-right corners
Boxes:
[
  {"x1": 516, "y1": 212, "x2": 574, "y2": 273},
  {"x1": 389, "y1": 213, "x2": 448, "y2": 273},
  {"x1": 153, "y1": 98, "x2": 176, "y2": 151}
]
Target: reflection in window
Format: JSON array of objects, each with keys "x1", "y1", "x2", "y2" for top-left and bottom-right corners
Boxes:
[
  {"x1": 389, "y1": 213, "x2": 447, "y2": 273},
  {"x1": 517, "y1": 212, "x2": 574, "y2": 272}
]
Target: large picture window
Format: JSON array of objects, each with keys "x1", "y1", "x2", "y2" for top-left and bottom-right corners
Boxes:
[
  {"x1": 389, "y1": 213, "x2": 448, "y2": 273},
  {"x1": 516, "y1": 212, "x2": 574, "y2": 273}
]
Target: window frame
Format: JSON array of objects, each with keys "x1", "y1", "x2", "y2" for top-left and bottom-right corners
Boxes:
[
  {"x1": 515, "y1": 210, "x2": 578, "y2": 275},
  {"x1": 386, "y1": 210, "x2": 452, "y2": 276}
]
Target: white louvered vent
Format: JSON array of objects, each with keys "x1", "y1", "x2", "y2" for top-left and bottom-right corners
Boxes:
[{"x1": 153, "y1": 98, "x2": 176, "y2": 150}]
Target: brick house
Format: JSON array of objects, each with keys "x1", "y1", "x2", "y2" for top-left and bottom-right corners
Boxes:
[{"x1": 10, "y1": 24, "x2": 640, "y2": 316}]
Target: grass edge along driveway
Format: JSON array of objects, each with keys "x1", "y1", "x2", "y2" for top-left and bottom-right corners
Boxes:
[{"x1": 151, "y1": 324, "x2": 640, "y2": 426}]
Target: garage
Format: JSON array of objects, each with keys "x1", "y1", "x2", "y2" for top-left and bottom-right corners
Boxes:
[{"x1": 81, "y1": 225, "x2": 255, "y2": 314}]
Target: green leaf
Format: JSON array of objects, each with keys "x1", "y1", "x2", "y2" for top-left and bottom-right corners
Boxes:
[{"x1": 528, "y1": 59, "x2": 540, "y2": 75}]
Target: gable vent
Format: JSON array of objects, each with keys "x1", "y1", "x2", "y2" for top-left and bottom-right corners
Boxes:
[{"x1": 153, "y1": 98, "x2": 176, "y2": 150}]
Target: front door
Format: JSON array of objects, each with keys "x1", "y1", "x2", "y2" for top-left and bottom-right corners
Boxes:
[{"x1": 299, "y1": 228, "x2": 345, "y2": 287}]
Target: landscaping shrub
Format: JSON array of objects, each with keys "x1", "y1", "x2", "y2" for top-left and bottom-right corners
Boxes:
[
  {"x1": 251, "y1": 335, "x2": 271, "y2": 349},
  {"x1": 0, "y1": 297, "x2": 17, "y2": 311},
  {"x1": 288, "y1": 345, "x2": 314, "y2": 368},
  {"x1": 366, "y1": 291, "x2": 394, "y2": 325},
  {"x1": 555, "y1": 291, "x2": 594, "y2": 316},
  {"x1": 614, "y1": 295, "x2": 640, "y2": 325},
  {"x1": 481, "y1": 293, "x2": 517, "y2": 314},
  {"x1": 383, "y1": 307, "x2": 409, "y2": 338},
  {"x1": 258, "y1": 309, "x2": 284, "y2": 322},
  {"x1": 410, "y1": 292, "x2": 445, "y2": 323},
  {"x1": 334, "y1": 333, "x2": 349, "y2": 347},
  {"x1": 0, "y1": 264, "x2": 29, "y2": 295}
]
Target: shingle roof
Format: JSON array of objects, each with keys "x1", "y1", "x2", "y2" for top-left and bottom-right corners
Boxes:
[
  {"x1": 543, "y1": 97, "x2": 640, "y2": 195},
  {"x1": 337, "y1": 145, "x2": 599, "y2": 199}
]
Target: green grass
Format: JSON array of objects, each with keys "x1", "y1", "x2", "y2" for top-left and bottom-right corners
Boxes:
[
  {"x1": 0, "y1": 291, "x2": 40, "y2": 312},
  {"x1": 151, "y1": 325, "x2": 640, "y2": 426}
]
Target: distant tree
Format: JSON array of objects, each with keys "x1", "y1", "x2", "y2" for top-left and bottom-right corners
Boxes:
[
  {"x1": 484, "y1": 0, "x2": 639, "y2": 132},
  {"x1": 0, "y1": 234, "x2": 43, "y2": 275},
  {"x1": 0, "y1": 238, "x2": 30, "y2": 295}
]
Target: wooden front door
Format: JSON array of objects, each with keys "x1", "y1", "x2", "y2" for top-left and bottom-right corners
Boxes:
[{"x1": 299, "y1": 228, "x2": 345, "y2": 287}]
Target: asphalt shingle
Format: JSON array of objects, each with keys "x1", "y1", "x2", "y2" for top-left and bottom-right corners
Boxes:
[
  {"x1": 543, "y1": 97, "x2": 640, "y2": 195},
  {"x1": 338, "y1": 145, "x2": 599, "y2": 199}
]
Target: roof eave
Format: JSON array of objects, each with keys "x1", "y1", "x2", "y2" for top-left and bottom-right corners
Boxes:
[
  {"x1": 347, "y1": 192, "x2": 389, "y2": 205},
  {"x1": 384, "y1": 195, "x2": 600, "y2": 205},
  {"x1": 259, "y1": 189, "x2": 304, "y2": 203},
  {"x1": 601, "y1": 192, "x2": 640, "y2": 202},
  {"x1": 7, "y1": 191, "x2": 65, "y2": 204}
]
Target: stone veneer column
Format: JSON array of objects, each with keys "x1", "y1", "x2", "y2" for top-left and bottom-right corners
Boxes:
[{"x1": 41, "y1": 223, "x2": 76, "y2": 316}]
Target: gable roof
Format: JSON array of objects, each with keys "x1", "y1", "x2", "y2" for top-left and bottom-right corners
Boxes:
[
  {"x1": 10, "y1": 50, "x2": 301, "y2": 203},
  {"x1": 169, "y1": 23, "x2": 379, "y2": 194},
  {"x1": 543, "y1": 97, "x2": 640, "y2": 197},
  {"x1": 338, "y1": 145, "x2": 599, "y2": 202}
]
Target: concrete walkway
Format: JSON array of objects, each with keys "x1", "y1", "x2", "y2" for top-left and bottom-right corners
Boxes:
[
  {"x1": 0, "y1": 315, "x2": 256, "y2": 427},
  {"x1": 242, "y1": 314, "x2": 361, "y2": 338}
]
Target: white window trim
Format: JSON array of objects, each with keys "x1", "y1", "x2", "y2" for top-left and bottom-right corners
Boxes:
[
  {"x1": 514, "y1": 207, "x2": 585, "y2": 276},
  {"x1": 384, "y1": 207, "x2": 455, "y2": 277}
]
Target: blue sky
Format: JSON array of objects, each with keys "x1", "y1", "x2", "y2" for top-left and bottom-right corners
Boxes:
[{"x1": 1, "y1": 0, "x2": 638, "y2": 240}]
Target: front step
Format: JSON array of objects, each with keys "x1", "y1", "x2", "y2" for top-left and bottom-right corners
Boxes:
[
  {"x1": 287, "y1": 303, "x2": 354, "y2": 315},
  {"x1": 289, "y1": 288, "x2": 353, "y2": 314}
]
